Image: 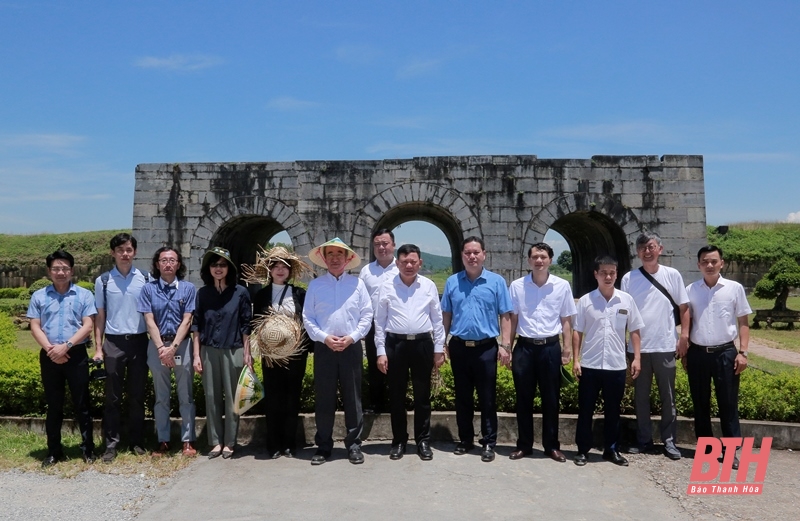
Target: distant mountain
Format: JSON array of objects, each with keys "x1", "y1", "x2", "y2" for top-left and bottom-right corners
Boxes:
[{"x1": 420, "y1": 251, "x2": 451, "y2": 273}]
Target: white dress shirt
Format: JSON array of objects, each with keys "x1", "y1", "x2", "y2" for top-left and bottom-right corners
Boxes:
[
  {"x1": 575, "y1": 288, "x2": 645, "y2": 371},
  {"x1": 621, "y1": 265, "x2": 689, "y2": 353},
  {"x1": 373, "y1": 274, "x2": 446, "y2": 356},
  {"x1": 509, "y1": 272, "x2": 576, "y2": 338},
  {"x1": 686, "y1": 275, "x2": 751, "y2": 346},
  {"x1": 359, "y1": 259, "x2": 399, "y2": 311},
  {"x1": 303, "y1": 272, "x2": 373, "y2": 343}
]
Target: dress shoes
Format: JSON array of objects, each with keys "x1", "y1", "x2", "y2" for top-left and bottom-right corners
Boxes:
[
  {"x1": 221, "y1": 447, "x2": 234, "y2": 459},
  {"x1": 547, "y1": 449, "x2": 567, "y2": 463},
  {"x1": 130, "y1": 445, "x2": 147, "y2": 456},
  {"x1": 152, "y1": 442, "x2": 170, "y2": 457},
  {"x1": 389, "y1": 443, "x2": 406, "y2": 460},
  {"x1": 348, "y1": 446, "x2": 364, "y2": 465},
  {"x1": 270, "y1": 450, "x2": 282, "y2": 459},
  {"x1": 602, "y1": 450, "x2": 629, "y2": 466},
  {"x1": 208, "y1": 447, "x2": 223, "y2": 459},
  {"x1": 719, "y1": 454, "x2": 740, "y2": 470},
  {"x1": 42, "y1": 453, "x2": 64, "y2": 468},
  {"x1": 509, "y1": 449, "x2": 532, "y2": 460},
  {"x1": 82, "y1": 450, "x2": 96, "y2": 464},
  {"x1": 417, "y1": 441, "x2": 433, "y2": 461},
  {"x1": 102, "y1": 448, "x2": 116, "y2": 464},
  {"x1": 480, "y1": 445, "x2": 495, "y2": 462},
  {"x1": 573, "y1": 452, "x2": 588, "y2": 466},
  {"x1": 663, "y1": 441, "x2": 682, "y2": 460},
  {"x1": 311, "y1": 450, "x2": 330, "y2": 466},
  {"x1": 626, "y1": 442, "x2": 655, "y2": 455},
  {"x1": 182, "y1": 442, "x2": 198, "y2": 457},
  {"x1": 453, "y1": 442, "x2": 475, "y2": 455},
  {"x1": 283, "y1": 449, "x2": 294, "y2": 458}
]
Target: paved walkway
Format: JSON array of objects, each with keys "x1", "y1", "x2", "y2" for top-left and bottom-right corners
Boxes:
[{"x1": 748, "y1": 339, "x2": 800, "y2": 367}]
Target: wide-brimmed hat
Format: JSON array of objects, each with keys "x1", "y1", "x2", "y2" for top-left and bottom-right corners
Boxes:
[
  {"x1": 241, "y1": 245, "x2": 313, "y2": 286},
  {"x1": 202, "y1": 246, "x2": 236, "y2": 275},
  {"x1": 250, "y1": 313, "x2": 306, "y2": 368},
  {"x1": 308, "y1": 237, "x2": 361, "y2": 271}
]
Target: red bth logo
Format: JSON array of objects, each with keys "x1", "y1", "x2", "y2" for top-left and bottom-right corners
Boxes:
[{"x1": 687, "y1": 437, "x2": 771, "y2": 495}]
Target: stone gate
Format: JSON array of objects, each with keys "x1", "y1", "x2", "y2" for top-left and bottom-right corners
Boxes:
[{"x1": 132, "y1": 155, "x2": 707, "y2": 295}]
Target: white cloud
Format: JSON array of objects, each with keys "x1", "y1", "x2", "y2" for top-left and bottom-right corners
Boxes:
[
  {"x1": 396, "y1": 59, "x2": 441, "y2": 79},
  {"x1": 0, "y1": 133, "x2": 86, "y2": 153},
  {"x1": 788, "y1": 211, "x2": 800, "y2": 223},
  {"x1": 266, "y1": 96, "x2": 319, "y2": 111},
  {"x1": 335, "y1": 44, "x2": 381, "y2": 65},
  {"x1": 134, "y1": 54, "x2": 223, "y2": 71}
]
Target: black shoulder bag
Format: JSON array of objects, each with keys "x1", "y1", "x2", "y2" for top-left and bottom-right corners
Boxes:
[{"x1": 638, "y1": 267, "x2": 681, "y2": 325}]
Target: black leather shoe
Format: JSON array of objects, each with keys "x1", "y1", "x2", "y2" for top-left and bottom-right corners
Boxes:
[
  {"x1": 270, "y1": 450, "x2": 282, "y2": 459},
  {"x1": 82, "y1": 451, "x2": 96, "y2": 464},
  {"x1": 509, "y1": 449, "x2": 531, "y2": 460},
  {"x1": 389, "y1": 443, "x2": 406, "y2": 460},
  {"x1": 602, "y1": 450, "x2": 629, "y2": 466},
  {"x1": 480, "y1": 445, "x2": 495, "y2": 462},
  {"x1": 310, "y1": 450, "x2": 329, "y2": 466},
  {"x1": 130, "y1": 445, "x2": 147, "y2": 456},
  {"x1": 283, "y1": 449, "x2": 294, "y2": 458},
  {"x1": 454, "y1": 442, "x2": 475, "y2": 455},
  {"x1": 101, "y1": 448, "x2": 116, "y2": 463},
  {"x1": 417, "y1": 441, "x2": 433, "y2": 461},
  {"x1": 42, "y1": 454, "x2": 64, "y2": 468},
  {"x1": 626, "y1": 442, "x2": 655, "y2": 454},
  {"x1": 348, "y1": 447, "x2": 364, "y2": 464},
  {"x1": 573, "y1": 453, "x2": 588, "y2": 466}
]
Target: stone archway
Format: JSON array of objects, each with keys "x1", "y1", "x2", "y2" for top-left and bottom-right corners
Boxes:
[
  {"x1": 524, "y1": 196, "x2": 642, "y2": 296},
  {"x1": 350, "y1": 182, "x2": 481, "y2": 273},
  {"x1": 189, "y1": 196, "x2": 312, "y2": 278}
]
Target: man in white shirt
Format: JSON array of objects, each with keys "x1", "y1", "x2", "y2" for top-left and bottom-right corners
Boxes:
[
  {"x1": 374, "y1": 244, "x2": 445, "y2": 461},
  {"x1": 508, "y1": 243, "x2": 576, "y2": 463},
  {"x1": 620, "y1": 232, "x2": 690, "y2": 460},
  {"x1": 686, "y1": 245, "x2": 751, "y2": 470},
  {"x1": 304, "y1": 237, "x2": 373, "y2": 465},
  {"x1": 359, "y1": 228, "x2": 399, "y2": 413},
  {"x1": 573, "y1": 255, "x2": 643, "y2": 467}
]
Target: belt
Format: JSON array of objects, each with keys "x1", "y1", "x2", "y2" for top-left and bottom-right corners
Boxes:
[
  {"x1": 107, "y1": 333, "x2": 148, "y2": 341},
  {"x1": 386, "y1": 332, "x2": 432, "y2": 341},
  {"x1": 691, "y1": 341, "x2": 735, "y2": 353},
  {"x1": 161, "y1": 334, "x2": 176, "y2": 342},
  {"x1": 451, "y1": 336, "x2": 495, "y2": 348},
  {"x1": 517, "y1": 335, "x2": 560, "y2": 346}
]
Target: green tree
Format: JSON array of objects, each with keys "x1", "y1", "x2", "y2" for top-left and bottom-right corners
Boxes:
[
  {"x1": 556, "y1": 250, "x2": 572, "y2": 271},
  {"x1": 753, "y1": 257, "x2": 800, "y2": 311}
]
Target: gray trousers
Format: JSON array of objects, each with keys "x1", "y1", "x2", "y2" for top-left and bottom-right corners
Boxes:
[
  {"x1": 147, "y1": 339, "x2": 196, "y2": 443},
  {"x1": 633, "y1": 351, "x2": 677, "y2": 445},
  {"x1": 313, "y1": 341, "x2": 363, "y2": 453},
  {"x1": 201, "y1": 345, "x2": 243, "y2": 447}
]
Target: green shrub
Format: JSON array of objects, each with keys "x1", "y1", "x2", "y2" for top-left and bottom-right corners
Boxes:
[
  {"x1": 0, "y1": 299, "x2": 28, "y2": 316},
  {"x1": 27, "y1": 278, "x2": 51, "y2": 297},
  {"x1": 76, "y1": 281, "x2": 95, "y2": 293},
  {"x1": 0, "y1": 288, "x2": 27, "y2": 299}
]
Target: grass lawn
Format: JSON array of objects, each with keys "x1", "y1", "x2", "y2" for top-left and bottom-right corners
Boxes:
[
  {"x1": 748, "y1": 353, "x2": 800, "y2": 376},
  {"x1": 747, "y1": 295, "x2": 800, "y2": 353},
  {"x1": 15, "y1": 330, "x2": 40, "y2": 352}
]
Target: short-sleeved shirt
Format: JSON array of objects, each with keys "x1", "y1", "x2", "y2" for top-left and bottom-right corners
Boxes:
[
  {"x1": 94, "y1": 266, "x2": 149, "y2": 335},
  {"x1": 621, "y1": 265, "x2": 689, "y2": 353},
  {"x1": 574, "y1": 288, "x2": 644, "y2": 371},
  {"x1": 303, "y1": 272, "x2": 373, "y2": 343},
  {"x1": 192, "y1": 284, "x2": 252, "y2": 349},
  {"x1": 359, "y1": 259, "x2": 400, "y2": 311},
  {"x1": 441, "y1": 268, "x2": 513, "y2": 340},
  {"x1": 686, "y1": 275, "x2": 751, "y2": 346},
  {"x1": 27, "y1": 284, "x2": 97, "y2": 345},
  {"x1": 137, "y1": 279, "x2": 196, "y2": 335},
  {"x1": 509, "y1": 272, "x2": 576, "y2": 338}
]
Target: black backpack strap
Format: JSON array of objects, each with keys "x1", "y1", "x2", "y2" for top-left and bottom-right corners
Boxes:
[
  {"x1": 101, "y1": 271, "x2": 111, "y2": 318},
  {"x1": 638, "y1": 267, "x2": 681, "y2": 325}
]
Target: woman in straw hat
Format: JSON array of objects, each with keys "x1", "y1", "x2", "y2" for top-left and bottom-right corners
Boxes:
[
  {"x1": 192, "y1": 247, "x2": 252, "y2": 459},
  {"x1": 250, "y1": 246, "x2": 313, "y2": 459}
]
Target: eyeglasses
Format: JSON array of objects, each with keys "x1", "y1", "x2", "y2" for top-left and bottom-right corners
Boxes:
[
  {"x1": 210, "y1": 262, "x2": 228, "y2": 268},
  {"x1": 50, "y1": 267, "x2": 72, "y2": 273},
  {"x1": 638, "y1": 244, "x2": 659, "y2": 252},
  {"x1": 158, "y1": 259, "x2": 179, "y2": 265}
]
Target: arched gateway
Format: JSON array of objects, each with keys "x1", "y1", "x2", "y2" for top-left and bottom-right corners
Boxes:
[{"x1": 132, "y1": 155, "x2": 706, "y2": 295}]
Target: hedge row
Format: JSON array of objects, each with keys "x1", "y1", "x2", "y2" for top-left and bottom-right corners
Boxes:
[{"x1": 2, "y1": 312, "x2": 799, "y2": 422}]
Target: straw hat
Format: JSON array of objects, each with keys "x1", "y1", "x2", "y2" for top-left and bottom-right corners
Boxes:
[
  {"x1": 201, "y1": 246, "x2": 236, "y2": 275},
  {"x1": 250, "y1": 313, "x2": 306, "y2": 368},
  {"x1": 308, "y1": 237, "x2": 361, "y2": 271},
  {"x1": 241, "y1": 245, "x2": 313, "y2": 286}
]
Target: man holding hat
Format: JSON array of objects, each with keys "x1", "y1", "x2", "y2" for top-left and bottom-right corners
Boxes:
[{"x1": 303, "y1": 238, "x2": 373, "y2": 465}]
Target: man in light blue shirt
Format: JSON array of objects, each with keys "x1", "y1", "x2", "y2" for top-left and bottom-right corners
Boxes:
[
  {"x1": 441, "y1": 236, "x2": 513, "y2": 462},
  {"x1": 27, "y1": 250, "x2": 97, "y2": 467},
  {"x1": 93, "y1": 233, "x2": 150, "y2": 462}
]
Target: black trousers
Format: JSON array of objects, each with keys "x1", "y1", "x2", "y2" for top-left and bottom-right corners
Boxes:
[
  {"x1": 575, "y1": 367, "x2": 626, "y2": 454},
  {"x1": 364, "y1": 325, "x2": 388, "y2": 411},
  {"x1": 40, "y1": 345, "x2": 94, "y2": 456},
  {"x1": 512, "y1": 339, "x2": 562, "y2": 452},
  {"x1": 385, "y1": 335, "x2": 434, "y2": 445},
  {"x1": 686, "y1": 344, "x2": 742, "y2": 439},
  {"x1": 263, "y1": 349, "x2": 309, "y2": 453},
  {"x1": 102, "y1": 333, "x2": 149, "y2": 450},
  {"x1": 313, "y1": 341, "x2": 363, "y2": 452},
  {"x1": 449, "y1": 338, "x2": 498, "y2": 447}
]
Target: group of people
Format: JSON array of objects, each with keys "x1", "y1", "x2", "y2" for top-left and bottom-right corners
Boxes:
[{"x1": 27, "y1": 229, "x2": 751, "y2": 470}]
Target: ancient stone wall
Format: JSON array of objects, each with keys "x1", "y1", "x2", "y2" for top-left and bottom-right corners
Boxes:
[{"x1": 133, "y1": 155, "x2": 707, "y2": 296}]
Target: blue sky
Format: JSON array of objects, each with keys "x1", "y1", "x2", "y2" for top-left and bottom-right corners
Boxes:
[{"x1": 1, "y1": 1, "x2": 798, "y2": 257}]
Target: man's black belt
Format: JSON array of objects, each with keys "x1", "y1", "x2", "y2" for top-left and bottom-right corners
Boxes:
[
  {"x1": 107, "y1": 333, "x2": 148, "y2": 341},
  {"x1": 517, "y1": 335, "x2": 560, "y2": 346},
  {"x1": 386, "y1": 332, "x2": 432, "y2": 341},
  {"x1": 451, "y1": 336, "x2": 495, "y2": 348},
  {"x1": 691, "y1": 341, "x2": 736, "y2": 353}
]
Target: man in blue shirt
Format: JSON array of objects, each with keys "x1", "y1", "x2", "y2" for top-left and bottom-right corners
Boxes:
[
  {"x1": 93, "y1": 233, "x2": 150, "y2": 462},
  {"x1": 442, "y1": 236, "x2": 513, "y2": 462},
  {"x1": 27, "y1": 250, "x2": 97, "y2": 467},
  {"x1": 137, "y1": 246, "x2": 197, "y2": 457}
]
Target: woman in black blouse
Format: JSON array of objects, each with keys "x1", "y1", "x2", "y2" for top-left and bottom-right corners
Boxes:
[
  {"x1": 192, "y1": 247, "x2": 252, "y2": 459},
  {"x1": 251, "y1": 247, "x2": 313, "y2": 458}
]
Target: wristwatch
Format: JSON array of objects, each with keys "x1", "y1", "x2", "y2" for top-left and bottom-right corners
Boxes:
[
  {"x1": 66, "y1": 341, "x2": 73, "y2": 348},
  {"x1": 740, "y1": 351, "x2": 748, "y2": 359},
  {"x1": 499, "y1": 343, "x2": 511, "y2": 352}
]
